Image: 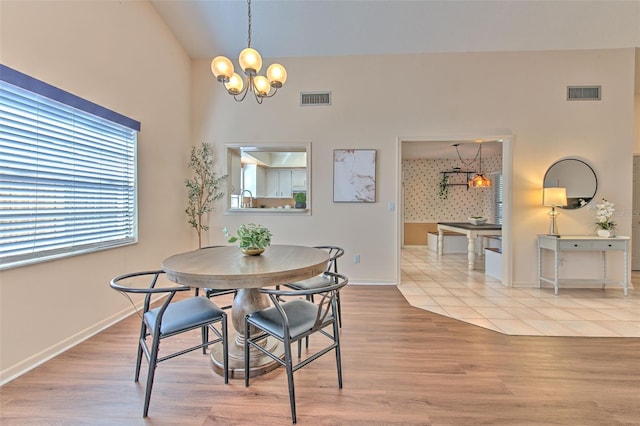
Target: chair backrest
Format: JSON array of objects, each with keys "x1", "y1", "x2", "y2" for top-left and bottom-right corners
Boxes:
[
  {"x1": 260, "y1": 272, "x2": 348, "y2": 331},
  {"x1": 110, "y1": 270, "x2": 191, "y2": 320},
  {"x1": 314, "y1": 246, "x2": 344, "y2": 274}
]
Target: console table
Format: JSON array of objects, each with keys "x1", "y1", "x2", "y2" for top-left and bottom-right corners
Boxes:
[{"x1": 537, "y1": 235, "x2": 630, "y2": 296}]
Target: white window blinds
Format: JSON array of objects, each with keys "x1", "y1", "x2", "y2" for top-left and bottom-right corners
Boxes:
[{"x1": 0, "y1": 65, "x2": 140, "y2": 269}]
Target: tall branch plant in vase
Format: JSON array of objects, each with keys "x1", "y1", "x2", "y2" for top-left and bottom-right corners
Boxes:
[{"x1": 185, "y1": 143, "x2": 228, "y2": 248}]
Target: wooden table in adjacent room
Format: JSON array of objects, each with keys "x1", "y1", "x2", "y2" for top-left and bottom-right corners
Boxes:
[
  {"x1": 437, "y1": 222, "x2": 502, "y2": 270},
  {"x1": 161, "y1": 245, "x2": 329, "y2": 378}
]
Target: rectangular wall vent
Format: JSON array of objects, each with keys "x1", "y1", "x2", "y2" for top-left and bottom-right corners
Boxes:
[
  {"x1": 300, "y1": 91, "x2": 331, "y2": 106},
  {"x1": 567, "y1": 86, "x2": 601, "y2": 101}
]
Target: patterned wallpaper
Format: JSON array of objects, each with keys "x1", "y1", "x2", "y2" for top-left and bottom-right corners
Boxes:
[{"x1": 403, "y1": 154, "x2": 502, "y2": 223}]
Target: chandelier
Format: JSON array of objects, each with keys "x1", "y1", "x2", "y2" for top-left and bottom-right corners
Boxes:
[
  {"x1": 210, "y1": 0, "x2": 287, "y2": 104},
  {"x1": 454, "y1": 143, "x2": 491, "y2": 188}
]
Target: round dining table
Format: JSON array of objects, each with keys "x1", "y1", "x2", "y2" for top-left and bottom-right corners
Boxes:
[{"x1": 162, "y1": 244, "x2": 329, "y2": 378}]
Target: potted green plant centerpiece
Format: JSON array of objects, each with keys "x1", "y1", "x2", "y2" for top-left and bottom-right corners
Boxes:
[
  {"x1": 294, "y1": 192, "x2": 306, "y2": 209},
  {"x1": 223, "y1": 223, "x2": 272, "y2": 255}
]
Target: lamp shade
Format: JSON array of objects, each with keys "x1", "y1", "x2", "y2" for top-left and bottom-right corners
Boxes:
[
  {"x1": 224, "y1": 73, "x2": 244, "y2": 94},
  {"x1": 211, "y1": 56, "x2": 234, "y2": 80},
  {"x1": 252, "y1": 75, "x2": 271, "y2": 96},
  {"x1": 469, "y1": 174, "x2": 491, "y2": 188},
  {"x1": 266, "y1": 63, "x2": 287, "y2": 87},
  {"x1": 543, "y1": 187, "x2": 568, "y2": 207},
  {"x1": 239, "y1": 48, "x2": 262, "y2": 74}
]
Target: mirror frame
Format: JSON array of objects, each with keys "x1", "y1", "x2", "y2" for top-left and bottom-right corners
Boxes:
[
  {"x1": 224, "y1": 142, "x2": 312, "y2": 215},
  {"x1": 543, "y1": 158, "x2": 597, "y2": 209}
]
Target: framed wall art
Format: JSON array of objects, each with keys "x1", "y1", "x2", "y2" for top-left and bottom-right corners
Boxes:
[{"x1": 333, "y1": 149, "x2": 376, "y2": 202}]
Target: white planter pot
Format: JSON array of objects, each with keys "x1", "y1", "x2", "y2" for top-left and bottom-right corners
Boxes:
[{"x1": 597, "y1": 229, "x2": 612, "y2": 238}]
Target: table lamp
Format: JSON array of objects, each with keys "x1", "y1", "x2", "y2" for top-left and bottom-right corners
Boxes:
[{"x1": 543, "y1": 187, "x2": 567, "y2": 236}]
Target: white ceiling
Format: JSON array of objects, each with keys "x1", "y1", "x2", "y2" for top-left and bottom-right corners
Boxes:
[
  {"x1": 402, "y1": 140, "x2": 502, "y2": 160},
  {"x1": 149, "y1": 0, "x2": 639, "y2": 159},
  {"x1": 150, "y1": 0, "x2": 639, "y2": 60}
]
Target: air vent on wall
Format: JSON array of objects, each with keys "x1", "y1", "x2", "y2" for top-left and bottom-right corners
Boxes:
[
  {"x1": 567, "y1": 86, "x2": 601, "y2": 101},
  {"x1": 300, "y1": 91, "x2": 331, "y2": 106}
]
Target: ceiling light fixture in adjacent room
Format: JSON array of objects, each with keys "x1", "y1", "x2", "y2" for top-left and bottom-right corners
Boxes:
[
  {"x1": 210, "y1": 0, "x2": 287, "y2": 104},
  {"x1": 453, "y1": 143, "x2": 492, "y2": 188},
  {"x1": 468, "y1": 143, "x2": 491, "y2": 188}
]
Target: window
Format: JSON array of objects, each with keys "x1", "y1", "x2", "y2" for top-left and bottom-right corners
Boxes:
[{"x1": 0, "y1": 65, "x2": 140, "y2": 269}]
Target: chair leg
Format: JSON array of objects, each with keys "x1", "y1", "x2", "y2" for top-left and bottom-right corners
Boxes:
[
  {"x1": 333, "y1": 316, "x2": 343, "y2": 389},
  {"x1": 304, "y1": 294, "x2": 313, "y2": 350},
  {"x1": 336, "y1": 291, "x2": 343, "y2": 328},
  {"x1": 143, "y1": 332, "x2": 161, "y2": 417},
  {"x1": 222, "y1": 314, "x2": 229, "y2": 384},
  {"x1": 283, "y1": 338, "x2": 297, "y2": 424},
  {"x1": 201, "y1": 325, "x2": 208, "y2": 354},
  {"x1": 135, "y1": 344, "x2": 144, "y2": 383},
  {"x1": 134, "y1": 322, "x2": 147, "y2": 382}
]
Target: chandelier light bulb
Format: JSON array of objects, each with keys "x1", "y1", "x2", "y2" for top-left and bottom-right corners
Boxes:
[
  {"x1": 239, "y1": 48, "x2": 262, "y2": 74},
  {"x1": 266, "y1": 63, "x2": 287, "y2": 87},
  {"x1": 253, "y1": 75, "x2": 271, "y2": 97},
  {"x1": 224, "y1": 73, "x2": 244, "y2": 94},
  {"x1": 211, "y1": 56, "x2": 234, "y2": 81}
]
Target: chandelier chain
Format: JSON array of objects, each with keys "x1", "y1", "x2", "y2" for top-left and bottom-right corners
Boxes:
[
  {"x1": 247, "y1": 0, "x2": 252, "y2": 48},
  {"x1": 454, "y1": 144, "x2": 480, "y2": 168}
]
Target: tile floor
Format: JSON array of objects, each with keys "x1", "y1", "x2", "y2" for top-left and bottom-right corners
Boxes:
[{"x1": 399, "y1": 246, "x2": 640, "y2": 337}]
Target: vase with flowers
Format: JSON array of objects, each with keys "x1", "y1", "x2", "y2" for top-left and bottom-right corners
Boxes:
[{"x1": 595, "y1": 198, "x2": 616, "y2": 237}]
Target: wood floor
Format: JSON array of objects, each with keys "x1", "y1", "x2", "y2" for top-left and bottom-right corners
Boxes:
[{"x1": 1, "y1": 285, "x2": 639, "y2": 425}]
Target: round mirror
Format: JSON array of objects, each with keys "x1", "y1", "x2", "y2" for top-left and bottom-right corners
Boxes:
[{"x1": 543, "y1": 158, "x2": 597, "y2": 209}]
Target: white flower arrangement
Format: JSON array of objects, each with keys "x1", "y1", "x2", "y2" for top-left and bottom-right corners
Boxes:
[{"x1": 595, "y1": 198, "x2": 616, "y2": 231}]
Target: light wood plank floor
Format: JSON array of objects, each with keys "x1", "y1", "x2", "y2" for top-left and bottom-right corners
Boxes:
[{"x1": 1, "y1": 285, "x2": 639, "y2": 425}]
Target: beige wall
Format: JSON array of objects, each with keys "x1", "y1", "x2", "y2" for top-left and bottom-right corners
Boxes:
[
  {"x1": 0, "y1": 1, "x2": 194, "y2": 382},
  {"x1": 635, "y1": 49, "x2": 640, "y2": 153},
  {"x1": 196, "y1": 49, "x2": 636, "y2": 287}
]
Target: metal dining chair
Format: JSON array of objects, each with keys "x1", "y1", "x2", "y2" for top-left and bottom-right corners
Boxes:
[
  {"x1": 244, "y1": 272, "x2": 348, "y2": 424},
  {"x1": 284, "y1": 246, "x2": 345, "y2": 327},
  {"x1": 110, "y1": 270, "x2": 228, "y2": 417}
]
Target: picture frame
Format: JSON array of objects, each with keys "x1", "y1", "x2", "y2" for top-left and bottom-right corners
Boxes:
[{"x1": 333, "y1": 149, "x2": 376, "y2": 203}]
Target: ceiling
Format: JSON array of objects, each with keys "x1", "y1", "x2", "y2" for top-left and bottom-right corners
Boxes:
[
  {"x1": 149, "y1": 1, "x2": 638, "y2": 159},
  {"x1": 150, "y1": 0, "x2": 639, "y2": 60},
  {"x1": 402, "y1": 140, "x2": 502, "y2": 160}
]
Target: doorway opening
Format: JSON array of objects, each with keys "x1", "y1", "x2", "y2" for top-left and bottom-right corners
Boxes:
[{"x1": 396, "y1": 135, "x2": 513, "y2": 287}]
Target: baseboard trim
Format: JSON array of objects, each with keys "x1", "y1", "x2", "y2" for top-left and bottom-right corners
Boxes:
[{"x1": 0, "y1": 297, "x2": 152, "y2": 386}]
